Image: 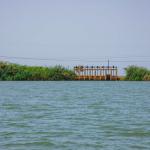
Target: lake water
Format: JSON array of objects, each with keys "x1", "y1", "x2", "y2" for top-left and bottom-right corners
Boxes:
[{"x1": 0, "y1": 81, "x2": 150, "y2": 150}]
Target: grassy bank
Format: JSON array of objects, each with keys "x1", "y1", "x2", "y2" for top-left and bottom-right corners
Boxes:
[
  {"x1": 0, "y1": 61, "x2": 76, "y2": 81},
  {"x1": 125, "y1": 65, "x2": 150, "y2": 81},
  {"x1": 1, "y1": 61, "x2": 150, "y2": 81}
]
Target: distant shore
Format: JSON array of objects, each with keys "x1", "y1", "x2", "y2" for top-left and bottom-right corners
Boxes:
[{"x1": 0, "y1": 61, "x2": 150, "y2": 81}]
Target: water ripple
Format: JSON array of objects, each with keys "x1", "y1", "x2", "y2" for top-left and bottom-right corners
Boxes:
[{"x1": 0, "y1": 81, "x2": 150, "y2": 150}]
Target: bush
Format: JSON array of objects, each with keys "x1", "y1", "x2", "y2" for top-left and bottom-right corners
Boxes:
[
  {"x1": 0, "y1": 61, "x2": 76, "y2": 81},
  {"x1": 125, "y1": 65, "x2": 150, "y2": 81}
]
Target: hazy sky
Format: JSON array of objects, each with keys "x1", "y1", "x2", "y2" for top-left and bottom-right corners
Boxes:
[{"x1": 0, "y1": 0, "x2": 150, "y2": 74}]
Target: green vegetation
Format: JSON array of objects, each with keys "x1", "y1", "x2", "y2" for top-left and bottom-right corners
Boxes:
[
  {"x1": 0, "y1": 61, "x2": 76, "y2": 81},
  {"x1": 125, "y1": 65, "x2": 150, "y2": 81},
  {"x1": 1, "y1": 61, "x2": 150, "y2": 81}
]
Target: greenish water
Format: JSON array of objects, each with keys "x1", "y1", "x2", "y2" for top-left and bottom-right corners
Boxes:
[{"x1": 0, "y1": 81, "x2": 150, "y2": 150}]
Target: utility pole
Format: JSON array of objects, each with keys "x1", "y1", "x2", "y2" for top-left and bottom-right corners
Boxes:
[
  {"x1": 108, "y1": 59, "x2": 110, "y2": 68},
  {"x1": 108, "y1": 59, "x2": 110, "y2": 75}
]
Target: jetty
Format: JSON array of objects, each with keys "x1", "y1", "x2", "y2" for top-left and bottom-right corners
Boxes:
[{"x1": 74, "y1": 65, "x2": 119, "y2": 81}]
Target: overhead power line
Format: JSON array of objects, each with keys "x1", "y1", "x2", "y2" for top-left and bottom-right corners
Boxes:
[{"x1": 0, "y1": 55, "x2": 150, "y2": 63}]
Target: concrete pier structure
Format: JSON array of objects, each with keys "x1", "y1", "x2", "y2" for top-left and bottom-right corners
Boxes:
[{"x1": 74, "y1": 66, "x2": 119, "y2": 80}]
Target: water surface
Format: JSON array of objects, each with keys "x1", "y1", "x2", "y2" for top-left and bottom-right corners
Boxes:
[{"x1": 0, "y1": 81, "x2": 150, "y2": 150}]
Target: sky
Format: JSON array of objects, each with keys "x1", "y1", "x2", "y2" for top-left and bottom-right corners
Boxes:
[{"x1": 0, "y1": 0, "x2": 150, "y2": 74}]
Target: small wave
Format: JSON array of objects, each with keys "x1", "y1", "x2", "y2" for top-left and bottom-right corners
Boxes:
[
  {"x1": 4, "y1": 141, "x2": 55, "y2": 147},
  {"x1": 119, "y1": 130, "x2": 150, "y2": 137}
]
